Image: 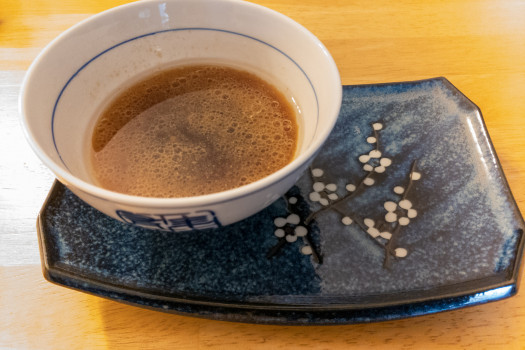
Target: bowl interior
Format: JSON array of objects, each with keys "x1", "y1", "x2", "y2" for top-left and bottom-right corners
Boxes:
[{"x1": 53, "y1": 29, "x2": 319, "y2": 183}]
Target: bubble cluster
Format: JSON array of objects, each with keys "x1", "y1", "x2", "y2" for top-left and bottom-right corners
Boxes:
[{"x1": 90, "y1": 65, "x2": 298, "y2": 197}]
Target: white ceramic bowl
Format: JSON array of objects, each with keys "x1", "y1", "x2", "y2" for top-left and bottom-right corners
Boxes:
[{"x1": 20, "y1": 0, "x2": 342, "y2": 232}]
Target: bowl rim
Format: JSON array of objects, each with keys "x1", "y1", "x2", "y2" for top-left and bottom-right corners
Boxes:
[{"x1": 19, "y1": 0, "x2": 342, "y2": 208}]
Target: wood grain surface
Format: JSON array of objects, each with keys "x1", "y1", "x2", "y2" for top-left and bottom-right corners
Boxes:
[{"x1": 1, "y1": 0, "x2": 525, "y2": 349}]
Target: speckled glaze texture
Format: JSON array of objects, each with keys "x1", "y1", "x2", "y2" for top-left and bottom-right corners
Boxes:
[{"x1": 38, "y1": 78, "x2": 525, "y2": 324}]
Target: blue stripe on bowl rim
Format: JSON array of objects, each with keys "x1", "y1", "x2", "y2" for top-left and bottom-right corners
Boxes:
[{"x1": 51, "y1": 27, "x2": 320, "y2": 170}]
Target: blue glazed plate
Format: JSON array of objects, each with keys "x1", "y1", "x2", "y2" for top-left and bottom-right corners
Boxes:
[{"x1": 37, "y1": 78, "x2": 525, "y2": 325}]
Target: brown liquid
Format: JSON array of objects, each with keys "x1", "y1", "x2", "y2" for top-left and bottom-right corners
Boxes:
[{"x1": 90, "y1": 64, "x2": 298, "y2": 198}]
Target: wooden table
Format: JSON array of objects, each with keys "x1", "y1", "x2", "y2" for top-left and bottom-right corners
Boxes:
[{"x1": 2, "y1": 0, "x2": 525, "y2": 348}]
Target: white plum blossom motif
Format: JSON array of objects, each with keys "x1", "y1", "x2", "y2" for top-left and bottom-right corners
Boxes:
[
  {"x1": 411, "y1": 171, "x2": 422, "y2": 180},
  {"x1": 303, "y1": 121, "x2": 423, "y2": 268},
  {"x1": 335, "y1": 163, "x2": 421, "y2": 267},
  {"x1": 305, "y1": 122, "x2": 391, "y2": 225},
  {"x1": 386, "y1": 169, "x2": 421, "y2": 228},
  {"x1": 394, "y1": 247, "x2": 408, "y2": 258},
  {"x1": 309, "y1": 177, "x2": 339, "y2": 206},
  {"x1": 273, "y1": 213, "x2": 306, "y2": 243},
  {"x1": 358, "y1": 122, "x2": 393, "y2": 179},
  {"x1": 359, "y1": 150, "x2": 392, "y2": 176},
  {"x1": 381, "y1": 162, "x2": 422, "y2": 266},
  {"x1": 341, "y1": 216, "x2": 353, "y2": 225},
  {"x1": 267, "y1": 196, "x2": 321, "y2": 263},
  {"x1": 363, "y1": 217, "x2": 393, "y2": 241}
]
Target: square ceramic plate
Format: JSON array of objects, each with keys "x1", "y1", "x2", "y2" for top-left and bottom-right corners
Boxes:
[{"x1": 37, "y1": 78, "x2": 525, "y2": 324}]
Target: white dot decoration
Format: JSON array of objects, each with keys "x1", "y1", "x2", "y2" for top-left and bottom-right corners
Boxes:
[
  {"x1": 363, "y1": 178, "x2": 375, "y2": 186},
  {"x1": 359, "y1": 155, "x2": 370, "y2": 163},
  {"x1": 274, "y1": 217, "x2": 287, "y2": 227},
  {"x1": 286, "y1": 235, "x2": 298, "y2": 243},
  {"x1": 364, "y1": 218, "x2": 375, "y2": 227},
  {"x1": 367, "y1": 227, "x2": 380, "y2": 238},
  {"x1": 385, "y1": 212, "x2": 397, "y2": 222},
  {"x1": 309, "y1": 192, "x2": 321, "y2": 202},
  {"x1": 380, "y1": 231, "x2": 392, "y2": 240},
  {"x1": 407, "y1": 208, "x2": 418, "y2": 218},
  {"x1": 369, "y1": 149, "x2": 382, "y2": 158},
  {"x1": 301, "y1": 245, "x2": 313, "y2": 255},
  {"x1": 372, "y1": 122, "x2": 383, "y2": 130},
  {"x1": 269, "y1": 120, "x2": 415, "y2": 266},
  {"x1": 399, "y1": 199, "x2": 412, "y2": 209},
  {"x1": 342, "y1": 216, "x2": 353, "y2": 225},
  {"x1": 384, "y1": 201, "x2": 397, "y2": 212},
  {"x1": 287, "y1": 214, "x2": 300, "y2": 225},
  {"x1": 393, "y1": 186, "x2": 405, "y2": 194},
  {"x1": 346, "y1": 184, "x2": 356, "y2": 192},
  {"x1": 380, "y1": 158, "x2": 392, "y2": 167},
  {"x1": 374, "y1": 166, "x2": 386, "y2": 173},
  {"x1": 274, "y1": 229, "x2": 285, "y2": 238},
  {"x1": 311, "y1": 168, "x2": 324, "y2": 177},
  {"x1": 295, "y1": 226, "x2": 308, "y2": 237},
  {"x1": 398, "y1": 217, "x2": 410, "y2": 226},
  {"x1": 395, "y1": 248, "x2": 408, "y2": 258},
  {"x1": 411, "y1": 171, "x2": 421, "y2": 180},
  {"x1": 313, "y1": 182, "x2": 325, "y2": 192},
  {"x1": 326, "y1": 183, "x2": 337, "y2": 191}
]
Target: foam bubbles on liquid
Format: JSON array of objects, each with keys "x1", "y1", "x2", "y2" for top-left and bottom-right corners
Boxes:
[{"x1": 90, "y1": 65, "x2": 298, "y2": 197}]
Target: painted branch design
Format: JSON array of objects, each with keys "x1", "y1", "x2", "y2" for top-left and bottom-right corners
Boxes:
[{"x1": 268, "y1": 122, "x2": 422, "y2": 268}]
